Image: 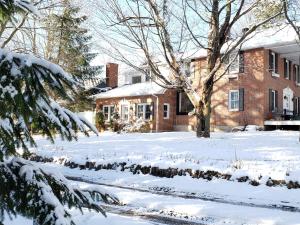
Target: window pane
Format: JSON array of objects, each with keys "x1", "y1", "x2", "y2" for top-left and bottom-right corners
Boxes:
[
  {"x1": 179, "y1": 92, "x2": 194, "y2": 113},
  {"x1": 145, "y1": 104, "x2": 152, "y2": 120},
  {"x1": 137, "y1": 105, "x2": 144, "y2": 118},
  {"x1": 103, "y1": 107, "x2": 109, "y2": 120},
  {"x1": 229, "y1": 91, "x2": 239, "y2": 110},
  {"x1": 121, "y1": 105, "x2": 129, "y2": 121},
  {"x1": 229, "y1": 53, "x2": 239, "y2": 72},
  {"x1": 132, "y1": 76, "x2": 142, "y2": 84}
]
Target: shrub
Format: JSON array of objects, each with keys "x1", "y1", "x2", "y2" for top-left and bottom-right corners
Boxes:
[
  {"x1": 95, "y1": 111, "x2": 105, "y2": 131},
  {"x1": 122, "y1": 118, "x2": 151, "y2": 133}
]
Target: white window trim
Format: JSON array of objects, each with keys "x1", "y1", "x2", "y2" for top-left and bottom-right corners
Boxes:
[
  {"x1": 137, "y1": 103, "x2": 152, "y2": 121},
  {"x1": 229, "y1": 90, "x2": 239, "y2": 112},
  {"x1": 271, "y1": 52, "x2": 280, "y2": 77},
  {"x1": 120, "y1": 104, "x2": 129, "y2": 121},
  {"x1": 228, "y1": 52, "x2": 240, "y2": 74},
  {"x1": 103, "y1": 105, "x2": 114, "y2": 121},
  {"x1": 163, "y1": 103, "x2": 170, "y2": 119}
]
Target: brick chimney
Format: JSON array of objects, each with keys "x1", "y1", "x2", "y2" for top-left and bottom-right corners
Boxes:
[{"x1": 106, "y1": 63, "x2": 118, "y2": 88}]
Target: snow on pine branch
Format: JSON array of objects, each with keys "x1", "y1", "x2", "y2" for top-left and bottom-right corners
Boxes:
[
  {"x1": 0, "y1": 157, "x2": 118, "y2": 225},
  {"x1": 0, "y1": 0, "x2": 39, "y2": 16},
  {"x1": 0, "y1": 48, "x2": 98, "y2": 160}
]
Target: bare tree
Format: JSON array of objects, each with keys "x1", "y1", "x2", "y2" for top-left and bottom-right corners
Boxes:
[
  {"x1": 283, "y1": 0, "x2": 300, "y2": 142},
  {"x1": 89, "y1": 0, "x2": 282, "y2": 137}
]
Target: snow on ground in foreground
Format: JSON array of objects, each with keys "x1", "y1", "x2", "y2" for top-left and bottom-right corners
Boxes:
[
  {"x1": 31, "y1": 130, "x2": 300, "y2": 182},
  {"x1": 5, "y1": 212, "x2": 155, "y2": 225}
]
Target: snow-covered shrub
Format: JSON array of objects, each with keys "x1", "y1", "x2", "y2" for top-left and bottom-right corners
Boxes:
[{"x1": 122, "y1": 118, "x2": 151, "y2": 133}]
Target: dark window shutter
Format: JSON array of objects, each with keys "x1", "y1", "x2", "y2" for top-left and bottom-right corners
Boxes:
[
  {"x1": 284, "y1": 59, "x2": 287, "y2": 78},
  {"x1": 275, "y1": 53, "x2": 279, "y2": 74},
  {"x1": 176, "y1": 92, "x2": 180, "y2": 115},
  {"x1": 239, "y1": 51, "x2": 244, "y2": 73},
  {"x1": 294, "y1": 97, "x2": 297, "y2": 115},
  {"x1": 269, "y1": 50, "x2": 273, "y2": 72},
  {"x1": 239, "y1": 88, "x2": 244, "y2": 111},
  {"x1": 269, "y1": 89, "x2": 273, "y2": 112},
  {"x1": 298, "y1": 97, "x2": 300, "y2": 115},
  {"x1": 289, "y1": 61, "x2": 292, "y2": 80},
  {"x1": 294, "y1": 65, "x2": 297, "y2": 81},
  {"x1": 135, "y1": 103, "x2": 138, "y2": 117},
  {"x1": 275, "y1": 90, "x2": 278, "y2": 111},
  {"x1": 151, "y1": 102, "x2": 155, "y2": 120}
]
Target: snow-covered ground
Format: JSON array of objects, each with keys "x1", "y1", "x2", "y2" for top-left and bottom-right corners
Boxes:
[
  {"x1": 15, "y1": 130, "x2": 300, "y2": 225},
  {"x1": 30, "y1": 130, "x2": 300, "y2": 183}
]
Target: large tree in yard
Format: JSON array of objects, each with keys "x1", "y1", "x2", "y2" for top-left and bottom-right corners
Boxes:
[
  {"x1": 91, "y1": 0, "x2": 283, "y2": 137},
  {"x1": 282, "y1": 0, "x2": 300, "y2": 142},
  {"x1": 0, "y1": 1, "x2": 117, "y2": 224}
]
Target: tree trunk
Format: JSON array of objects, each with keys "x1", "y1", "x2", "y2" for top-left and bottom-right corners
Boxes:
[{"x1": 196, "y1": 94, "x2": 212, "y2": 138}]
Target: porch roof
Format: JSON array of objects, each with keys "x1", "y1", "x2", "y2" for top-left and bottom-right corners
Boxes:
[
  {"x1": 92, "y1": 82, "x2": 166, "y2": 99},
  {"x1": 264, "y1": 120, "x2": 300, "y2": 126}
]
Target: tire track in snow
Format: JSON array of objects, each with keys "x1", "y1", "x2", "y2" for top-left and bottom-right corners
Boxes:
[
  {"x1": 101, "y1": 205, "x2": 206, "y2": 225},
  {"x1": 67, "y1": 176, "x2": 300, "y2": 213}
]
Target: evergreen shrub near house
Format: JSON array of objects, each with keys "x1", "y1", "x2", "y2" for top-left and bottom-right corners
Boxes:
[{"x1": 95, "y1": 111, "x2": 105, "y2": 131}]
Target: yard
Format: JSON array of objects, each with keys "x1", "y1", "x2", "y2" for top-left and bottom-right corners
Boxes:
[{"x1": 10, "y1": 130, "x2": 300, "y2": 225}]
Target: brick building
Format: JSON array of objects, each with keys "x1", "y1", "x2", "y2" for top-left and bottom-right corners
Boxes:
[{"x1": 94, "y1": 27, "x2": 300, "y2": 131}]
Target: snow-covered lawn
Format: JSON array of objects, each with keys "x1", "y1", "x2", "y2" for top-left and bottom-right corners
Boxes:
[
  {"x1": 31, "y1": 130, "x2": 300, "y2": 183},
  {"x1": 15, "y1": 130, "x2": 300, "y2": 225}
]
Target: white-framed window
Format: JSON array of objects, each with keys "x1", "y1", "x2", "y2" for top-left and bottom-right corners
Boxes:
[
  {"x1": 121, "y1": 105, "x2": 129, "y2": 121},
  {"x1": 270, "y1": 90, "x2": 277, "y2": 112},
  {"x1": 229, "y1": 90, "x2": 239, "y2": 111},
  {"x1": 270, "y1": 51, "x2": 279, "y2": 77},
  {"x1": 137, "y1": 103, "x2": 152, "y2": 120},
  {"x1": 103, "y1": 105, "x2": 115, "y2": 121},
  {"x1": 228, "y1": 52, "x2": 240, "y2": 74},
  {"x1": 163, "y1": 103, "x2": 170, "y2": 119}
]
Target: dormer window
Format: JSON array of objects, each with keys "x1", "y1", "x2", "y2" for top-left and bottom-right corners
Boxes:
[{"x1": 132, "y1": 76, "x2": 142, "y2": 84}]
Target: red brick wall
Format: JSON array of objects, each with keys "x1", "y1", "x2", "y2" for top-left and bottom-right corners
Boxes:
[
  {"x1": 106, "y1": 63, "x2": 118, "y2": 88},
  {"x1": 262, "y1": 49, "x2": 300, "y2": 118},
  {"x1": 95, "y1": 89, "x2": 176, "y2": 132},
  {"x1": 97, "y1": 48, "x2": 300, "y2": 132},
  {"x1": 210, "y1": 48, "x2": 266, "y2": 129}
]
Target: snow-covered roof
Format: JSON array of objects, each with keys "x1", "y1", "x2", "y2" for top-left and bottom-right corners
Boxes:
[
  {"x1": 93, "y1": 82, "x2": 166, "y2": 99},
  {"x1": 186, "y1": 25, "x2": 300, "y2": 60}
]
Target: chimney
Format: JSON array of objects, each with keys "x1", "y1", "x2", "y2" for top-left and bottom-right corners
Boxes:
[{"x1": 106, "y1": 63, "x2": 118, "y2": 88}]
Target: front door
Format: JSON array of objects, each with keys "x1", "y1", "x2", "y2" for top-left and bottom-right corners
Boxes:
[{"x1": 283, "y1": 87, "x2": 294, "y2": 115}]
